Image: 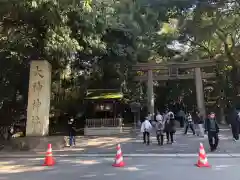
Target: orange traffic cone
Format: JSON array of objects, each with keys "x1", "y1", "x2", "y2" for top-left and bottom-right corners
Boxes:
[
  {"x1": 43, "y1": 144, "x2": 55, "y2": 166},
  {"x1": 195, "y1": 143, "x2": 210, "y2": 168},
  {"x1": 112, "y1": 144, "x2": 125, "y2": 167}
]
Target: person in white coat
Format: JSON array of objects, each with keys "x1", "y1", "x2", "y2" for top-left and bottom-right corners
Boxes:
[
  {"x1": 155, "y1": 112, "x2": 164, "y2": 145},
  {"x1": 141, "y1": 117, "x2": 152, "y2": 145}
]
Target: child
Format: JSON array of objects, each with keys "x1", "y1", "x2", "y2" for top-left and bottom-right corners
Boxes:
[{"x1": 140, "y1": 117, "x2": 152, "y2": 145}]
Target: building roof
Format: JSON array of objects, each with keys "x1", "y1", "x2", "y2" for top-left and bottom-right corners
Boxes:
[{"x1": 85, "y1": 89, "x2": 123, "y2": 100}]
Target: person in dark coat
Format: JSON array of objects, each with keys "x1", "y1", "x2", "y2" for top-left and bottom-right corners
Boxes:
[
  {"x1": 205, "y1": 112, "x2": 219, "y2": 151},
  {"x1": 193, "y1": 110, "x2": 204, "y2": 137},
  {"x1": 68, "y1": 116, "x2": 77, "y2": 147},
  {"x1": 164, "y1": 113, "x2": 176, "y2": 144},
  {"x1": 229, "y1": 108, "x2": 239, "y2": 141}
]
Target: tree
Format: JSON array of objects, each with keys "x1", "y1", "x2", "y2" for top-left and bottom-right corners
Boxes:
[
  {"x1": 178, "y1": 0, "x2": 240, "y2": 106},
  {"x1": 0, "y1": 0, "x2": 80, "y2": 123}
]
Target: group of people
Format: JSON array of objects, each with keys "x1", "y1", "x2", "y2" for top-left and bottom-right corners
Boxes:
[
  {"x1": 140, "y1": 110, "x2": 176, "y2": 146},
  {"x1": 140, "y1": 109, "x2": 220, "y2": 152}
]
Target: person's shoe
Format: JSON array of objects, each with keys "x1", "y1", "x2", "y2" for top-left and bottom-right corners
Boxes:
[{"x1": 233, "y1": 138, "x2": 237, "y2": 142}]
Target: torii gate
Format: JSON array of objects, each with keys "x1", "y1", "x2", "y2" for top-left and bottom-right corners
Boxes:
[{"x1": 132, "y1": 60, "x2": 221, "y2": 117}]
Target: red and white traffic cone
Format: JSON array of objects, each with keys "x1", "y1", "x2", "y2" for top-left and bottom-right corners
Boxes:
[
  {"x1": 112, "y1": 144, "x2": 125, "y2": 167},
  {"x1": 43, "y1": 144, "x2": 55, "y2": 166},
  {"x1": 195, "y1": 143, "x2": 210, "y2": 168}
]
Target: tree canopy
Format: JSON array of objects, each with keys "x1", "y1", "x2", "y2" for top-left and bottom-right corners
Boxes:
[{"x1": 0, "y1": 0, "x2": 239, "y2": 123}]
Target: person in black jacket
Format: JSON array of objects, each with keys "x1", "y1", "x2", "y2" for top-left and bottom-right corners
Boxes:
[
  {"x1": 205, "y1": 112, "x2": 219, "y2": 151},
  {"x1": 164, "y1": 113, "x2": 176, "y2": 144},
  {"x1": 68, "y1": 116, "x2": 77, "y2": 147},
  {"x1": 229, "y1": 108, "x2": 239, "y2": 141}
]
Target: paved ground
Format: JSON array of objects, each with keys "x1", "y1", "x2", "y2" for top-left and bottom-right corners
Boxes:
[
  {"x1": 59, "y1": 128, "x2": 240, "y2": 155},
  {"x1": 1, "y1": 157, "x2": 240, "y2": 180},
  {"x1": 1, "y1": 128, "x2": 240, "y2": 158}
]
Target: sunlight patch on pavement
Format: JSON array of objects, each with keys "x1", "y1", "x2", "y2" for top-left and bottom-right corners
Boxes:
[
  {"x1": 123, "y1": 166, "x2": 141, "y2": 171},
  {"x1": 75, "y1": 160, "x2": 100, "y2": 165},
  {"x1": 213, "y1": 164, "x2": 234, "y2": 171},
  {"x1": 0, "y1": 161, "x2": 15, "y2": 165},
  {"x1": 103, "y1": 158, "x2": 114, "y2": 162},
  {"x1": 86, "y1": 137, "x2": 132, "y2": 148},
  {"x1": 27, "y1": 158, "x2": 44, "y2": 161},
  {"x1": 0, "y1": 164, "x2": 47, "y2": 173}
]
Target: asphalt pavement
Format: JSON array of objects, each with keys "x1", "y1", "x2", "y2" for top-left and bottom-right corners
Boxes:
[
  {"x1": 0, "y1": 128, "x2": 240, "y2": 158},
  {"x1": 60, "y1": 128, "x2": 240, "y2": 155},
  {"x1": 1, "y1": 157, "x2": 240, "y2": 180}
]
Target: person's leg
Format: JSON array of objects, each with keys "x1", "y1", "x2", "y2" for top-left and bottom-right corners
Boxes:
[
  {"x1": 190, "y1": 123, "x2": 195, "y2": 135},
  {"x1": 170, "y1": 132, "x2": 174, "y2": 143},
  {"x1": 214, "y1": 132, "x2": 219, "y2": 150},
  {"x1": 73, "y1": 136, "x2": 76, "y2": 146},
  {"x1": 180, "y1": 117, "x2": 184, "y2": 128},
  {"x1": 184, "y1": 124, "x2": 189, "y2": 134},
  {"x1": 208, "y1": 132, "x2": 214, "y2": 151},
  {"x1": 231, "y1": 124, "x2": 237, "y2": 140},
  {"x1": 199, "y1": 124, "x2": 204, "y2": 137},
  {"x1": 160, "y1": 134, "x2": 164, "y2": 145},
  {"x1": 236, "y1": 123, "x2": 239, "y2": 140},
  {"x1": 146, "y1": 132, "x2": 150, "y2": 145},
  {"x1": 156, "y1": 132, "x2": 160, "y2": 145},
  {"x1": 166, "y1": 132, "x2": 170, "y2": 143},
  {"x1": 143, "y1": 132, "x2": 146, "y2": 143},
  {"x1": 69, "y1": 132, "x2": 73, "y2": 146}
]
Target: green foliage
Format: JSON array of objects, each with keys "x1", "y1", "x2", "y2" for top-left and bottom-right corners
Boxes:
[
  {"x1": 177, "y1": 0, "x2": 240, "y2": 105},
  {"x1": 2, "y1": 0, "x2": 239, "y2": 119}
]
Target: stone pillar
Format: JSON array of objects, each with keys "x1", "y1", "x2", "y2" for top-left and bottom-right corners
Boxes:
[
  {"x1": 147, "y1": 70, "x2": 154, "y2": 116},
  {"x1": 194, "y1": 67, "x2": 206, "y2": 117},
  {"x1": 26, "y1": 60, "x2": 51, "y2": 136}
]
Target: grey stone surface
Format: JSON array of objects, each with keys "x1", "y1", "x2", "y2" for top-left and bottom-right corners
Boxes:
[
  {"x1": 1, "y1": 128, "x2": 240, "y2": 156},
  {"x1": 65, "y1": 128, "x2": 240, "y2": 154},
  {"x1": 1, "y1": 157, "x2": 240, "y2": 180}
]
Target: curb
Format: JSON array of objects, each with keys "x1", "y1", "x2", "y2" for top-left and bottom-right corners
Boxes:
[{"x1": 0, "y1": 153, "x2": 239, "y2": 158}]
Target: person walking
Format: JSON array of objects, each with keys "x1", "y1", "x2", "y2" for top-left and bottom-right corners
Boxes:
[
  {"x1": 155, "y1": 112, "x2": 164, "y2": 145},
  {"x1": 164, "y1": 113, "x2": 176, "y2": 144},
  {"x1": 184, "y1": 112, "x2": 195, "y2": 135},
  {"x1": 205, "y1": 112, "x2": 219, "y2": 151},
  {"x1": 194, "y1": 110, "x2": 205, "y2": 137},
  {"x1": 177, "y1": 109, "x2": 185, "y2": 128},
  {"x1": 68, "y1": 116, "x2": 77, "y2": 147},
  {"x1": 230, "y1": 108, "x2": 239, "y2": 141},
  {"x1": 140, "y1": 116, "x2": 152, "y2": 145}
]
